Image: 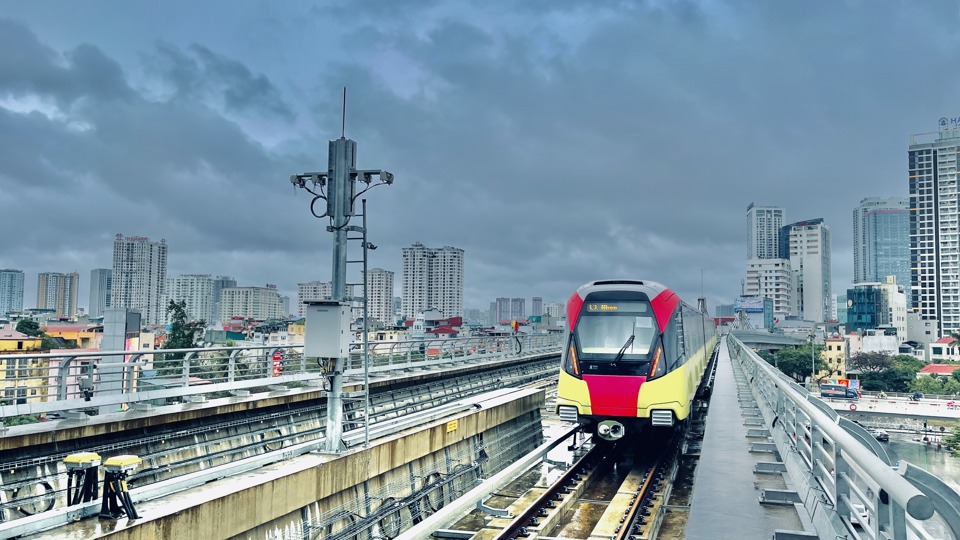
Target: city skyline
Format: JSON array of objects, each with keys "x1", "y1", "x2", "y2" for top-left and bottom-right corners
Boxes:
[{"x1": 2, "y1": 4, "x2": 958, "y2": 313}]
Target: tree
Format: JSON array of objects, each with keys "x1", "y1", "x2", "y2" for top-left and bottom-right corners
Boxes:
[
  {"x1": 945, "y1": 425, "x2": 960, "y2": 456},
  {"x1": 773, "y1": 344, "x2": 828, "y2": 384},
  {"x1": 15, "y1": 319, "x2": 42, "y2": 337},
  {"x1": 158, "y1": 300, "x2": 206, "y2": 376},
  {"x1": 892, "y1": 354, "x2": 925, "y2": 372},
  {"x1": 847, "y1": 351, "x2": 893, "y2": 373},
  {"x1": 163, "y1": 300, "x2": 205, "y2": 350},
  {"x1": 860, "y1": 366, "x2": 917, "y2": 393},
  {"x1": 952, "y1": 368, "x2": 960, "y2": 384}
]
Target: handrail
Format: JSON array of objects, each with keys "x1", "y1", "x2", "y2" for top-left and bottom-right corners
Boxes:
[
  {"x1": 727, "y1": 334, "x2": 960, "y2": 540},
  {"x1": 0, "y1": 334, "x2": 563, "y2": 422}
]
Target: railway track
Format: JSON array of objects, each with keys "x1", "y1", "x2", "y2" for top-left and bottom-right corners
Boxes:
[
  {"x1": 468, "y1": 428, "x2": 687, "y2": 540},
  {"x1": 458, "y1": 345, "x2": 719, "y2": 540}
]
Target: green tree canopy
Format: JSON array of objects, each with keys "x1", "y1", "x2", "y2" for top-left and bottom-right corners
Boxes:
[
  {"x1": 945, "y1": 424, "x2": 960, "y2": 457},
  {"x1": 892, "y1": 354, "x2": 925, "y2": 372},
  {"x1": 773, "y1": 344, "x2": 828, "y2": 383},
  {"x1": 15, "y1": 319, "x2": 41, "y2": 337},
  {"x1": 163, "y1": 300, "x2": 205, "y2": 351},
  {"x1": 859, "y1": 367, "x2": 917, "y2": 393},
  {"x1": 847, "y1": 351, "x2": 893, "y2": 373}
]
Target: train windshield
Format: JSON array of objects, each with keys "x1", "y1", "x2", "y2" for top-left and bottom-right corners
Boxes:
[{"x1": 575, "y1": 301, "x2": 657, "y2": 360}]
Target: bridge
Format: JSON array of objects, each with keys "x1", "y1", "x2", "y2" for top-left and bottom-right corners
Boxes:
[{"x1": 1, "y1": 333, "x2": 958, "y2": 539}]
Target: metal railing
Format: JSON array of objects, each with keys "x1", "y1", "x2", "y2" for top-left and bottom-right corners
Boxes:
[
  {"x1": 727, "y1": 334, "x2": 960, "y2": 540},
  {"x1": 0, "y1": 334, "x2": 562, "y2": 421}
]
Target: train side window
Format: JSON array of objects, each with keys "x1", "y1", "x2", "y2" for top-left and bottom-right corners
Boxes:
[{"x1": 662, "y1": 308, "x2": 684, "y2": 370}]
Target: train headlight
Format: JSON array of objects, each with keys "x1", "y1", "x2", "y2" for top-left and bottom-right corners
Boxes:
[
  {"x1": 562, "y1": 344, "x2": 581, "y2": 379},
  {"x1": 648, "y1": 345, "x2": 665, "y2": 379}
]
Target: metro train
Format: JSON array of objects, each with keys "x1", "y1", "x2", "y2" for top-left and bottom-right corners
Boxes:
[{"x1": 555, "y1": 279, "x2": 717, "y2": 440}]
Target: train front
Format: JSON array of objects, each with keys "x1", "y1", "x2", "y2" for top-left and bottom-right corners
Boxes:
[{"x1": 555, "y1": 283, "x2": 679, "y2": 441}]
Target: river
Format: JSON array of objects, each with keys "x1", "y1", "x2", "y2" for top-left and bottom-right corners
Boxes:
[{"x1": 883, "y1": 434, "x2": 959, "y2": 538}]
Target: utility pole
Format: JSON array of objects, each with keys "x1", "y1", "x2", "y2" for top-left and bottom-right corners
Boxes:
[{"x1": 289, "y1": 89, "x2": 394, "y2": 452}]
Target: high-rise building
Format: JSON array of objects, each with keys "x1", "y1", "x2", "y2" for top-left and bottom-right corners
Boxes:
[
  {"x1": 365, "y1": 268, "x2": 395, "y2": 327},
  {"x1": 212, "y1": 276, "x2": 237, "y2": 323},
  {"x1": 747, "y1": 203, "x2": 785, "y2": 259},
  {"x1": 781, "y1": 219, "x2": 832, "y2": 322},
  {"x1": 37, "y1": 272, "x2": 79, "y2": 318},
  {"x1": 111, "y1": 234, "x2": 168, "y2": 326},
  {"x1": 909, "y1": 125, "x2": 960, "y2": 336},
  {"x1": 853, "y1": 197, "x2": 910, "y2": 294},
  {"x1": 510, "y1": 298, "x2": 525, "y2": 319},
  {"x1": 164, "y1": 274, "x2": 215, "y2": 323},
  {"x1": 296, "y1": 281, "x2": 358, "y2": 319},
  {"x1": 297, "y1": 281, "x2": 333, "y2": 318},
  {"x1": 89, "y1": 269, "x2": 112, "y2": 318},
  {"x1": 495, "y1": 297, "x2": 511, "y2": 323},
  {"x1": 401, "y1": 242, "x2": 464, "y2": 318},
  {"x1": 531, "y1": 297, "x2": 543, "y2": 317},
  {"x1": 0, "y1": 269, "x2": 25, "y2": 316},
  {"x1": 745, "y1": 204, "x2": 793, "y2": 323},
  {"x1": 745, "y1": 258, "x2": 794, "y2": 321},
  {"x1": 219, "y1": 285, "x2": 284, "y2": 321}
]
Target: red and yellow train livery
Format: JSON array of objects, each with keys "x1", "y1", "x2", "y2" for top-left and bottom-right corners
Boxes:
[{"x1": 555, "y1": 279, "x2": 717, "y2": 440}]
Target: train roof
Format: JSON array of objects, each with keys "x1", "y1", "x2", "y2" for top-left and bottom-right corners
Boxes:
[{"x1": 576, "y1": 279, "x2": 670, "y2": 297}]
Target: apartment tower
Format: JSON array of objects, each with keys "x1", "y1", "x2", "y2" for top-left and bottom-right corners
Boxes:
[
  {"x1": 909, "y1": 123, "x2": 960, "y2": 335},
  {"x1": 164, "y1": 274, "x2": 215, "y2": 323},
  {"x1": 0, "y1": 269, "x2": 25, "y2": 316},
  {"x1": 111, "y1": 234, "x2": 168, "y2": 326},
  {"x1": 37, "y1": 272, "x2": 79, "y2": 318},
  {"x1": 401, "y1": 242, "x2": 464, "y2": 318},
  {"x1": 780, "y1": 219, "x2": 832, "y2": 322},
  {"x1": 365, "y1": 268, "x2": 395, "y2": 327}
]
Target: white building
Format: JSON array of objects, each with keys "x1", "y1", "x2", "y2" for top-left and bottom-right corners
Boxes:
[
  {"x1": 219, "y1": 285, "x2": 284, "y2": 321},
  {"x1": 785, "y1": 219, "x2": 832, "y2": 323},
  {"x1": 89, "y1": 269, "x2": 111, "y2": 319},
  {"x1": 909, "y1": 125, "x2": 960, "y2": 336},
  {"x1": 296, "y1": 281, "x2": 332, "y2": 318},
  {"x1": 544, "y1": 302, "x2": 565, "y2": 319},
  {"x1": 37, "y1": 272, "x2": 79, "y2": 318},
  {"x1": 747, "y1": 203, "x2": 785, "y2": 259},
  {"x1": 365, "y1": 268, "x2": 395, "y2": 327},
  {"x1": 164, "y1": 274, "x2": 215, "y2": 323},
  {"x1": 111, "y1": 235, "x2": 168, "y2": 326},
  {"x1": 745, "y1": 258, "x2": 794, "y2": 321},
  {"x1": 0, "y1": 269, "x2": 24, "y2": 316},
  {"x1": 401, "y1": 242, "x2": 464, "y2": 318}
]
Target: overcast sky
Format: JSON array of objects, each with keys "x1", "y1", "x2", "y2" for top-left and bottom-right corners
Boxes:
[{"x1": 2, "y1": 1, "x2": 958, "y2": 315}]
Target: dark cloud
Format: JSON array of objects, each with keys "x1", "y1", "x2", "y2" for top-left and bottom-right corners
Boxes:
[{"x1": 1, "y1": 2, "x2": 958, "y2": 314}]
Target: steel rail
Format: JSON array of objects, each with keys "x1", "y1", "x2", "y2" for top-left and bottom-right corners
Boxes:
[{"x1": 492, "y1": 441, "x2": 615, "y2": 540}]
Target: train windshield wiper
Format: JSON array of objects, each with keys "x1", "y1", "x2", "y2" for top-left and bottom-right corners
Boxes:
[{"x1": 614, "y1": 335, "x2": 635, "y2": 362}]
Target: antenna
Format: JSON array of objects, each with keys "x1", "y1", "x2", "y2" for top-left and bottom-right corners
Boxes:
[{"x1": 341, "y1": 87, "x2": 347, "y2": 138}]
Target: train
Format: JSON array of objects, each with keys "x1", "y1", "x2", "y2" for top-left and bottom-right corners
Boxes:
[{"x1": 555, "y1": 279, "x2": 718, "y2": 440}]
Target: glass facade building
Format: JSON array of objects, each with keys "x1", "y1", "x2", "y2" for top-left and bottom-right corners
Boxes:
[{"x1": 853, "y1": 197, "x2": 909, "y2": 298}]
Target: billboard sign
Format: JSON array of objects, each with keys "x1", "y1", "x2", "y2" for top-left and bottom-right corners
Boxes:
[{"x1": 734, "y1": 296, "x2": 764, "y2": 313}]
